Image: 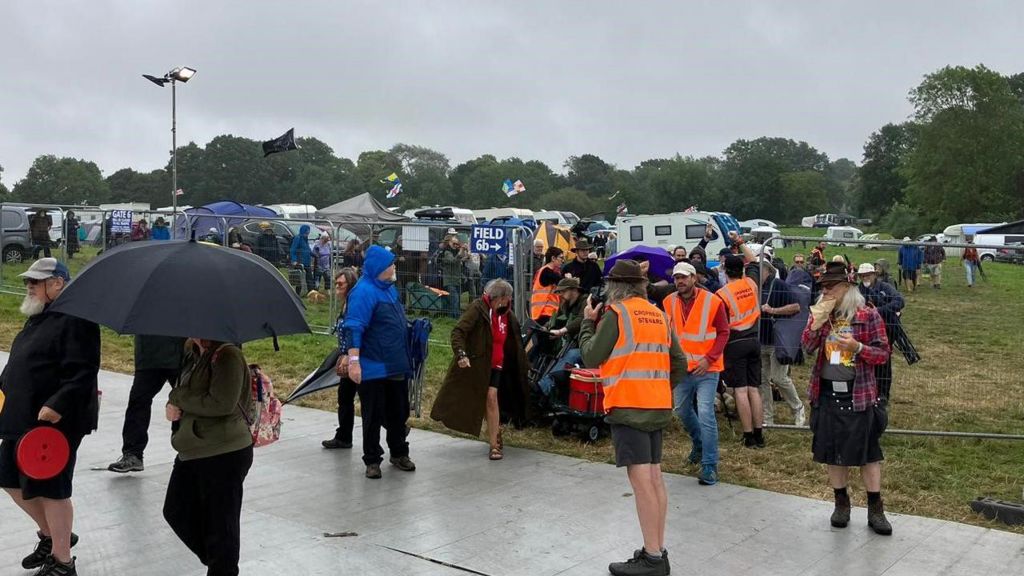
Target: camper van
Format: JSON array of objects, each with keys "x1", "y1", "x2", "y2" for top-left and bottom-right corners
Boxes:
[
  {"x1": 970, "y1": 220, "x2": 1024, "y2": 261},
  {"x1": 263, "y1": 203, "x2": 318, "y2": 220},
  {"x1": 533, "y1": 210, "x2": 569, "y2": 225},
  {"x1": 474, "y1": 207, "x2": 535, "y2": 224},
  {"x1": 941, "y1": 222, "x2": 1007, "y2": 257},
  {"x1": 614, "y1": 211, "x2": 742, "y2": 256},
  {"x1": 824, "y1": 226, "x2": 862, "y2": 245}
]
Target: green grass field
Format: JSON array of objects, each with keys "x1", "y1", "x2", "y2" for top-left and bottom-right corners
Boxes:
[{"x1": 1, "y1": 241, "x2": 1022, "y2": 533}]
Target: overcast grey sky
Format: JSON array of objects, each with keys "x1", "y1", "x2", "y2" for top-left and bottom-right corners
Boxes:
[{"x1": 1, "y1": 1, "x2": 1021, "y2": 186}]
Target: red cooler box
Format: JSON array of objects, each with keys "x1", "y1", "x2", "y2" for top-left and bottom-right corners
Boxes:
[{"x1": 568, "y1": 368, "x2": 604, "y2": 414}]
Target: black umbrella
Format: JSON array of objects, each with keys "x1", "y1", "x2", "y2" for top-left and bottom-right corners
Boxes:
[
  {"x1": 284, "y1": 348, "x2": 343, "y2": 405},
  {"x1": 50, "y1": 240, "x2": 309, "y2": 347}
]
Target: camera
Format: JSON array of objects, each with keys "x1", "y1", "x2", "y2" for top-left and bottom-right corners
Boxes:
[{"x1": 589, "y1": 286, "x2": 606, "y2": 307}]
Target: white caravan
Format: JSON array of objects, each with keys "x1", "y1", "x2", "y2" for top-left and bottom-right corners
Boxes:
[
  {"x1": 263, "y1": 203, "x2": 319, "y2": 219},
  {"x1": 614, "y1": 211, "x2": 743, "y2": 256},
  {"x1": 970, "y1": 221, "x2": 1024, "y2": 261},
  {"x1": 941, "y1": 222, "x2": 1006, "y2": 257}
]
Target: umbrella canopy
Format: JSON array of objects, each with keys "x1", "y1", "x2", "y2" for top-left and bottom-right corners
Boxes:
[
  {"x1": 50, "y1": 240, "x2": 309, "y2": 345},
  {"x1": 284, "y1": 348, "x2": 342, "y2": 405},
  {"x1": 603, "y1": 245, "x2": 675, "y2": 282}
]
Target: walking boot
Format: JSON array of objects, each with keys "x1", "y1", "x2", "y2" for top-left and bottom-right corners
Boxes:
[
  {"x1": 23, "y1": 532, "x2": 79, "y2": 570},
  {"x1": 609, "y1": 548, "x2": 668, "y2": 576},
  {"x1": 868, "y1": 499, "x2": 893, "y2": 535},
  {"x1": 831, "y1": 492, "x2": 851, "y2": 528}
]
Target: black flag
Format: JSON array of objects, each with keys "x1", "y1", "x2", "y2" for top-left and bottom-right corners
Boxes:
[{"x1": 262, "y1": 128, "x2": 298, "y2": 157}]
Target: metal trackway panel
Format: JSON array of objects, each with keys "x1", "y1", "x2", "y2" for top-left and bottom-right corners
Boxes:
[{"x1": 1, "y1": 353, "x2": 1022, "y2": 576}]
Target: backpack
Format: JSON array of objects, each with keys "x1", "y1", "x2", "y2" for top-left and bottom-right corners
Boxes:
[{"x1": 246, "y1": 364, "x2": 282, "y2": 447}]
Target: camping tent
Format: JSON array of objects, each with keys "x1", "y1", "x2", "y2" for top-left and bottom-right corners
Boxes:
[
  {"x1": 318, "y1": 193, "x2": 409, "y2": 222},
  {"x1": 533, "y1": 221, "x2": 576, "y2": 254},
  {"x1": 177, "y1": 201, "x2": 278, "y2": 238}
]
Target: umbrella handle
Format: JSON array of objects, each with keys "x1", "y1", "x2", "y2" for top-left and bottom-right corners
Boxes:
[{"x1": 264, "y1": 323, "x2": 280, "y2": 351}]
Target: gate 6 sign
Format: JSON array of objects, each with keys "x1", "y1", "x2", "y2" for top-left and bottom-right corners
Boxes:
[{"x1": 470, "y1": 225, "x2": 508, "y2": 255}]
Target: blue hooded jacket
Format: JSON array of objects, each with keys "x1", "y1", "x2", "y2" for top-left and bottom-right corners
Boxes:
[
  {"x1": 289, "y1": 225, "x2": 313, "y2": 267},
  {"x1": 344, "y1": 245, "x2": 411, "y2": 381}
]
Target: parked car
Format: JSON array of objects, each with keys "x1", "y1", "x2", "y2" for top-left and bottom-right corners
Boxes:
[
  {"x1": 1, "y1": 206, "x2": 32, "y2": 263},
  {"x1": 862, "y1": 233, "x2": 897, "y2": 250},
  {"x1": 237, "y1": 220, "x2": 357, "y2": 264},
  {"x1": 993, "y1": 243, "x2": 1024, "y2": 265}
]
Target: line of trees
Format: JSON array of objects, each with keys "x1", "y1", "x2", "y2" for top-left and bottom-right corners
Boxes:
[{"x1": 2, "y1": 65, "x2": 1021, "y2": 234}]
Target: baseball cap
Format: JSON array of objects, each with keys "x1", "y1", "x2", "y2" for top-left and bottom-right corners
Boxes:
[
  {"x1": 19, "y1": 258, "x2": 71, "y2": 282},
  {"x1": 857, "y1": 263, "x2": 876, "y2": 275},
  {"x1": 446, "y1": 228, "x2": 457, "y2": 235},
  {"x1": 671, "y1": 262, "x2": 696, "y2": 277}
]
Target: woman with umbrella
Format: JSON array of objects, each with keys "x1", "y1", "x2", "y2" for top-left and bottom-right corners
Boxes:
[
  {"x1": 163, "y1": 338, "x2": 254, "y2": 576},
  {"x1": 322, "y1": 267, "x2": 360, "y2": 450}
]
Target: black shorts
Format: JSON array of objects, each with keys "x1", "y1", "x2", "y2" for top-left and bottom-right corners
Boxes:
[
  {"x1": 610, "y1": 424, "x2": 663, "y2": 467},
  {"x1": 0, "y1": 434, "x2": 83, "y2": 500},
  {"x1": 489, "y1": 369, "x2": 502, "y2": 389},
  {"x1": 901, "y1": 269, "x2": 918, "y2": 282},
  {"x1": 723, "y1": 337, "x2": 761, "y2": 388}
]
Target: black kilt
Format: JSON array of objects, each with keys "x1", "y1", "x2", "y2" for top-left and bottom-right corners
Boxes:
[{"x1": 810, "y1": 380, "x2": 887, "y2": 467}]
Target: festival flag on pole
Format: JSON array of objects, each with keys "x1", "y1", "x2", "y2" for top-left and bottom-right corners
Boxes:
[
  {"x1": 513, "y1": 180, "x2": 526, "y2": 195},
  {"x1": 617, "y1": 202, "x2": 628, "y2": 215},
  {"x1": 262, "y1": 128, "x2": 298, "y2": 157},
  {"x1": 683, "y1": 205, "x2": 698, "y2": 213},
  {"x1": 175, "y1": 189, "x2": 184, "y2": 196},
  {"x1": 608, "y1": 190, "x2": 620, "y2": 200},
  {"x1": 501, "y1": 179, "x2": 515, "y2": 197},
  {"x1": 380, "y1": 173, "x2": 403, "y2": 199}
]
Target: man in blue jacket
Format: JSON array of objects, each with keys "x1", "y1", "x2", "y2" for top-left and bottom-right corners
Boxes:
[
  {"x1": 289, "y1": 225, "x2": 314, "y2": 296},
  {"x1": 897, "y1": 238, "x2": 923, "y2": 293},
  {"x1": 345, "y1": 245, "x2": 415, "y2": 479}
]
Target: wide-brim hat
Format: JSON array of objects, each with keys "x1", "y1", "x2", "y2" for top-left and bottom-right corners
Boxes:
[
  {"x1": 605, "y1": 259, "x2": 646, "y2": 282},
  {"x1": 554, "y1": 277, "x2": 581, "y2": 293},
  {"x1": 818, "y1": 261, "x2": 851, "y2": 286},
  {"x1": 573, "y1": 238, "x2": 592, "y2": 251}
]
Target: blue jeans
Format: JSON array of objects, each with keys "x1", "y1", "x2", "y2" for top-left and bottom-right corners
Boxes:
[
  {"x1": 672, "y1": 372, "x2": 720, "y2": 466},
  {"x1": 538, "y1": 348, "x2": 581, "y2": 396},
  {"x1": 964, "y1": 261, "x2": 977, "y2": 286},
  {"x1": 445, "y1": 285, "x2": 461, "y2": 318}
]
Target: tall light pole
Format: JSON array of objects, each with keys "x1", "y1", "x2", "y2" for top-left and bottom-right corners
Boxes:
[{"x1": 144, "y1": 66, "x2": 196, "y2": 239}]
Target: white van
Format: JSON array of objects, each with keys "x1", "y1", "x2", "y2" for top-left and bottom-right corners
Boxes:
[
  {"x1": 474, "y1": 207, "x2": 535, "y2": 223},
  {"x1": 263, "y1": 203, "x2": 318, "y2": 219},
  {"x1": 614, "y1": 211, "x2": 742, "y2": 256},
  {"x1": 534, "y1": 210, "x2": 569, "y2": 225},
  {"x1": 941, "y1": 222, "x2": 1007, "y2": 257},
  {"x1": 824, "y1": 226, "x2": 862, "y2": 245},
  {"x1": 971, "y1": 220, "x2": 1024, "y2": 261}
]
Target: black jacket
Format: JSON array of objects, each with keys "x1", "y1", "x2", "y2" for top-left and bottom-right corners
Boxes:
[
  {"x1": 562, "y1": 258, "x2": 604, "y2": 293},
  {"x1": 135, "y1": 335, "x2": 186, "y2": 372},
  {"x1": 0, "y1": 308, "x2": 101, "y2": 440}
]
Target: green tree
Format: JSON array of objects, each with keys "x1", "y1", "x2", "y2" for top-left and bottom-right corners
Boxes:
[
  {"x1": 356, "y1": 150, "x2": 402, "y2": 203},
  {"x1": 856, "y1": 123, "x2": 917, "y2": 220},
  {"x1": 825, "y1": 158, "x2": 858, "y2": 212},
  {"x1": 720, "y1": 137, "x2": 829, "y2": 222},
  {"x1": 11, "y1": 155, "x2": 110, "y2": 205},
  {"x1": 0, "y1": 162, "x2": 8, "y2": 198},
  {"x1": 106, "y1": 168, "x2": 170, "y2": 207},
  {"x1": 780, "y1": 171, "x2": 829, "y2": 218},
  {"x1": 905, "y1": 65, "x2": 1024, "y2": 222},
  {"x1": 565, "y1": 154, "x2": 615, "y2": 197}
]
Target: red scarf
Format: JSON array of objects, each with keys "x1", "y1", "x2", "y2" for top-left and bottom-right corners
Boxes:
[{"x1": 483, "y1": 295, "x2": 508, "y2": 369}]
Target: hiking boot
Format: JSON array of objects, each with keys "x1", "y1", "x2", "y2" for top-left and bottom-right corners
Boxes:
[
  {"x1": 698, "y1": 464, "x2": 718, "y2": 486},
  {"x1": 107, "y1": 453, "x2": 144, "y2": 473},
  {"x1": 390, "y1": 456, "x2": 416, "y2": 472},
  {"x1": 686, "y1": 445, "x2": 702, "y2": 465},
  {"x1": 322, "y1": 438, "x2": 353, "y2": 449},
  {"x1": 831, "y1": 494, "x2": 851, "y2": 528},
  {"x1": 23, "y1": 532, "x2": 79, "y2": 570},
  {"x1": 365, "y1": 464, "x2": 382, "y2": 479},
  {"x1": 32, "y1": 555, "x2": 77, "y2": 576},
  {"x1": 794, "y1": 405, "x2": 807, "y2": 427},
  {"x1": 742, "y1": 434, "x2": 757, "y2": 448},
  {"x1": 630, "y1": 549, "x2": 670, "y2": 575},
  {"x1": 868, "y1": 500, "x2": 893, "y2": 535},
  {"x1": 609, "y1": 549, "x2": 668, "y2": 576},
  {"x1": 754, "y1": 430, "x2": 766, "y2": 448}
]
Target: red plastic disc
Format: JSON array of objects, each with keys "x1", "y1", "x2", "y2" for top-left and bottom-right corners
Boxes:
[{"x1": 16, "y1": 427, "x2": 70, "y2": 481}]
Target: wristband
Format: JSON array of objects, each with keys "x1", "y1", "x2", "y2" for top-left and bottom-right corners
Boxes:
[
  {"x1": 855, "y1": 343, "x2": 863, "y2": 354},
  {"x1": 349, "y1": 356, "x2": 359, "y2": 362}
]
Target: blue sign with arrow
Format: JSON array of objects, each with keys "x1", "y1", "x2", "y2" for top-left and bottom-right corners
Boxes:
[{"x1": 470, "y1": 225, "x2": 508, "y2": 255}]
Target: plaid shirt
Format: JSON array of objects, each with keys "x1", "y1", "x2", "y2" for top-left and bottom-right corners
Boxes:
[{"x1": 802, "y1": 306, "x2": 890, "y2": 411}]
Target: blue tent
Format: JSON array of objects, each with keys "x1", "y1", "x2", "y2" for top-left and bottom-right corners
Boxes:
[{"x1": 177, "y1": 201, "x2": 278, "y2": 239}]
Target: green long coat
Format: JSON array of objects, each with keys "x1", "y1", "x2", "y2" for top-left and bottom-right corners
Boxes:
[{"x1": 430, "y1": 298, "x2": 531, "y2": 436}]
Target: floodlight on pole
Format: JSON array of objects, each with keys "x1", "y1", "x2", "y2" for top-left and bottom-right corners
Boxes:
[{"x1": 143, "y1": 65, "x2": 196, "y2": 239}]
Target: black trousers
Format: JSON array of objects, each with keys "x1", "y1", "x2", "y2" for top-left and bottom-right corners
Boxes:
[
  {"x1": 334, "y1": 378, "x2": 357, "y2": 444},
  {"x1": 875, "y1": 361, "x2": 893, "y2": 403},
  {"x1": 164, "y1": 445, "x2": 253, "y2": 576},
  {"x1": 357, "y1": 378, "x2": 410, "y2": 465},
  {"x1": 121, "y1": 368, "x2": 179, "y2": 458},
  {"x1": 32, "y1": 240, "x2": 52, "y2": 259}
]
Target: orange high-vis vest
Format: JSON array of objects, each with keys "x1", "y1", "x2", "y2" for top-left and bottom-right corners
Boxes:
[
  {"x1": 716, "y1": 276, "x2": 761, "y2": 331},
  {"x1": 662, "y1": 289, "x2": 725, "y2": 373},
  {"x1": 530, "y1": 263, "x2": 560, "y2": 320},
  {"x1": 600, "y1": 297, "x2": 673, "y2": 412}
]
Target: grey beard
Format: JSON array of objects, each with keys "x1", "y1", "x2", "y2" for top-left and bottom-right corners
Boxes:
[{"x1": 20, "y1": 295, "x2": 45, "y2": 317}]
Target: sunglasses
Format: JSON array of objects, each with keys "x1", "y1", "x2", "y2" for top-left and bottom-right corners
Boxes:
[{"x1": 22, "y1": 278, "x2": 45, "y2": 286}]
